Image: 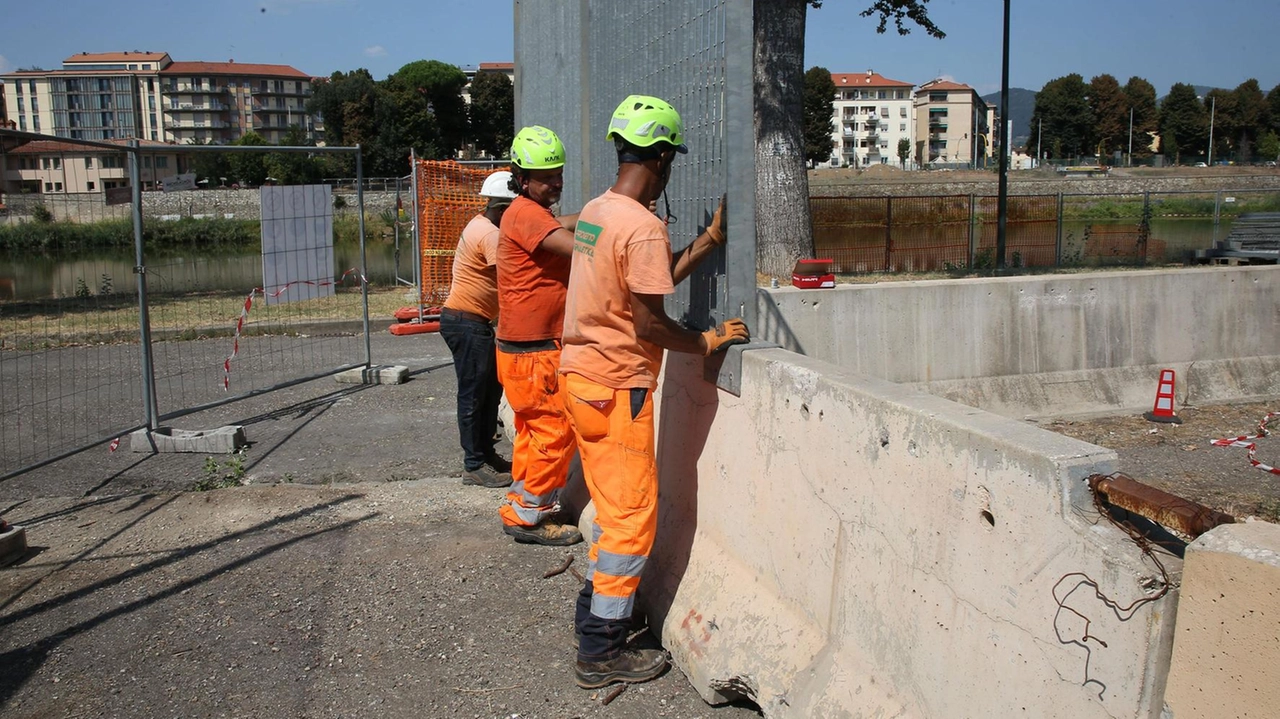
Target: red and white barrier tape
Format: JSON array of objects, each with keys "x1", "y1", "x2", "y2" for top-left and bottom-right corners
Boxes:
[
  {"x1": 222, "y1": 268, "x2": 366, "y2": 391},
  {"x1": 1210, "y1": 411, "x2": 1280, "y2": 476}
]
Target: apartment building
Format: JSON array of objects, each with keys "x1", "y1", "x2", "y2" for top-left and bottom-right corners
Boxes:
[
  {"x1": 913, "y1": 79, "x2": 990, "y2": 168},
  {"x1": 158, "y1": 61, "x2": 315, "y2": 145},
  {"x1": 0, "y1": 52, "x2": 170, "y2": 142},
  {"x1": 1, "y1": 52, "x2": 315, "y2": 147},
  {"x1": 1, "y1": 139, "x2": 180, "y2": 194},
  {"x1": 828, "y1": 70, "x2": 915, "y2": 168}
]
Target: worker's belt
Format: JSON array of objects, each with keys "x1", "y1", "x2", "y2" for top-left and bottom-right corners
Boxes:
[
  {"x1": 497, "y1": 338, "x2": 560, "y2": 354},
  {"x1": 441, "y1": 307, "x2": 493, "y2": 324}
]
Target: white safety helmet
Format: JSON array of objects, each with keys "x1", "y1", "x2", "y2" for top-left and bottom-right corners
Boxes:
[{"x1": 479, "y1": 170, "x2": 517, "y2": 200}]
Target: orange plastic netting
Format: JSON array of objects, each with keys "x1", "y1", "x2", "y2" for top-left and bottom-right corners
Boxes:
[{"x1": 415, "y1": 160, "x2": 498, "y2": 306}]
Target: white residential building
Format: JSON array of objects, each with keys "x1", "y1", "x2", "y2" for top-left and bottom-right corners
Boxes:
[{"x1": 828, "y1": 70, "x2": 915, "y2": 169}]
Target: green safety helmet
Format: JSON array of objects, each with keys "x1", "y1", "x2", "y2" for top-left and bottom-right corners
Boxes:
[
  {"x1": 510, "y1": 125, "x2": 566, "y2": 170},
  {"x1": 606, "y1": 95, "x2": 687, "y2": 154}
]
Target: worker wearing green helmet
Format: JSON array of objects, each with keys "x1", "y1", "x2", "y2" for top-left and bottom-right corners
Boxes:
[
  {"x1": 560, "y1": 95, "x2": 750, "y2": 689},
  {"x1": 494, "y1": 124, "x2": 584, "y2": 547}
]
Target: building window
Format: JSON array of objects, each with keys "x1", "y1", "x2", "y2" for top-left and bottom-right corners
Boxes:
[
  {"x1": 155, "y1": 156, "x2": 168, "y2": 169},
  {"x1": 18, "y1": 116, "x2": 26, "y2": 131},
  {"x1": 929, "y1": 92, "x2": 947, "y2": 102},
  {"x1": 88, "y1": 181, "x2": 96, "y2": 191},
  {"x1": 128, "y1": 64, "x2": 138, "y2": 70},
  {"x1": 900, "y1": 107, "x2": 907, "y2": 117},
  {"x1": 32, "y1": 116, "x2": 40, "y2": 131},
  {"x1": 42, "y1": 157, "x2": 50, "y2": 170},
  {"x1": 16, "y1": 98, "x2": 23, "y2": 113},
  {"x1": 31, "y1": 97, "x2": 39, "y2": 112},
  {"x1": 147, "y1": 78, "x2": 154, "y2": 92},
  {"x1": 14, "y1": 81, "x2": 22, "y2": 95},
  {"x1": 85, "y1": 157, "x2": 94, "y2": 169},
  {"x1": 880, "y1": 107, "x2": 889, "y2": 117},
  {"x1": 143, "y1": 156, "x2": 152, "y2": 168},
  {"x1": 143, "y1": 64, "x2": 151, "y2": 70},
  {"x1": 29, "y1": 79, "x2": 36, "y2": 93},
  {"x1": 45, "y1": 182, "x2": 53, "y2": 192},
  {"x1": 900, "y1": 123, "x2": 907, "y2": 131},
  {"x1": 878, "y1": 90, "x2": 887, "y2": 99},
  {"x1": 54, "y1": 182, "x2": 63, "y2": 192}
]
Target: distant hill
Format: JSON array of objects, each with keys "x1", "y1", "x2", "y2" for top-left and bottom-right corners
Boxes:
[{"x1": 981, "y1": 88, "x2": 1036, "y2": 145}]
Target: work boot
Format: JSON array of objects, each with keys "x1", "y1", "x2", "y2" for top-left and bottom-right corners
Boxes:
[
  {"x1": 575, "y1": 648, "x2": 669, "y2": 689},
  {"x1": 462, "y1": 464, "x2": 512, "y2": 488},
  {"x1": 483, "y1": 453, "x2": 512, "y2": 474},
  {"x1": 503, "y1": 521, "x2": 583, "y2": 546}
]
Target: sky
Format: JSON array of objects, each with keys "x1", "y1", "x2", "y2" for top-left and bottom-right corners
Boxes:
[{"x1": 2, "y1": 0, "x2": 1277, "y2": 96}]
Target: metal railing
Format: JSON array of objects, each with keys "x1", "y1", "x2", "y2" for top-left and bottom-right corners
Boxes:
[
  {"x1": 0, "y1": 129, "x2": 374, "y2": 481},
  {"x1": 810, "y1": 188, "x2": 1280, "y2": 273}
]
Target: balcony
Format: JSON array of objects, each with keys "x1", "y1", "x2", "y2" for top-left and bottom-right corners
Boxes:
[
  {"x1": 166, "y1": 85, "x2": 229, "y2": 95},
  {"x1": 165, "y1": 102, "x2": 231, "y2": 113},
  {"x1": 169, "y1": 120, "x2": 232, "y2": 129},
  {"x1": 929, "y1": 123, "x2": 948, "y2": 134},
  {"x1": 253, "y1": 105, "x2": 304, "y2": 115},
  {"x1": 251, "y1": 86, "x2": 312, "y2": 97}
]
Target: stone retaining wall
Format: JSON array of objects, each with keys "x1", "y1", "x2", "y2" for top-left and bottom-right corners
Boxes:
[{"x1": 810, "y1": 173, "x2": 1280, "y2": 198}]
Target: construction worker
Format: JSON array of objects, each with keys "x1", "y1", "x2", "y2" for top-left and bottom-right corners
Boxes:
[
  {"x1": 560, "y1": 95, "x2": 749, "y2": 688},
  {"x1": 440, "y1": 170, "x2": 517, "y2": 489},
  {"x1": 495, "y1": 125, "x2": 583, "y2": 546}
]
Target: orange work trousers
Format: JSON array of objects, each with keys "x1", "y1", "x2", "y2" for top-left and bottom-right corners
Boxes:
[
  {"x1": 562, "y1": 372, "x2": 658, "y2": 632},
  {"x1": 496, "y1": 345, "x2": 575, "y2": 528}
]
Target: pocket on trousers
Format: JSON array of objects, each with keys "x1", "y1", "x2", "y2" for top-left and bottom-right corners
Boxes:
[
  {"x1": 500, "y1": 353, "x2": 540, "y2": 413},
  {"x1": 565, "y1": 375, "x2": 614, "y2": 442}
]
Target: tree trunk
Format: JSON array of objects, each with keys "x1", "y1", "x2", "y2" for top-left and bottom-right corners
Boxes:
[{"x1": 754, "y1": 0, "x2": 814, "y2": 280}]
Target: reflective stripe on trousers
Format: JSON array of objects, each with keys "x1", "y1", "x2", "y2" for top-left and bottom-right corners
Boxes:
[{"x1": 496, "y1": 346, "x2": 574, "y2": 528}]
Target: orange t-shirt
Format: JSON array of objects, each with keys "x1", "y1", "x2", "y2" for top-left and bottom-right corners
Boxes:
[
  {"x1": 444, "y1": 213, "x2": 500, "y2": 320},
  {"x1": 497, "y1": 195, "x2": 571, "y2": 342},
  {"x1": 560, "y1": 189, "x2": 675, "y2": 389}
]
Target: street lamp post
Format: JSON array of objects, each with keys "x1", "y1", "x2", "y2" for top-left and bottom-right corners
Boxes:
[
  {"x1": 1207, "y1": 95, "x2": 1216, "y2": 166},
  {"x1": 1036, "y1": 116, "x2": 1042, "y2": 168},
  {"x1": 1127, "y1": 106, "x2": 1134, "y2": 167},
  {"x1": 996, "y1": 0, "x2": 1011, "y2": 269}
]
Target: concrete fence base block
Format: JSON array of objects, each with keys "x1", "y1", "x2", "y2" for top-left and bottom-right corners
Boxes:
[
  {"x1": 130, "y1": 426, "x2": 247, "y2": 454},
  {"x1": 0, "y1": 524, "x2": 29, "y2": 567},
  {"x1": 335, "y1": 365, "x2": 408, "y2": 385}
]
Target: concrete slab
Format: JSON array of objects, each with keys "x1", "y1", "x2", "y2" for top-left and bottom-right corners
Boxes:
[
  {"x1": 1165, "y1": 521, "x2": 1280, "y2": 719},
  {"x1": 334, "y1": 365, "x2": 408, "y2": 385},
  {"x1": 129, "y1": 426, "x2": 247, "y2": 454},
  {"x1": 0, "y1": 523, "x2": 28, "y2": 566}
]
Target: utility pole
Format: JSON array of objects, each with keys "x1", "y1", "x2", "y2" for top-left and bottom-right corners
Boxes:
[
  {"x1": 1036, "y1": 116, "x2": 1042, "y2": 168},
  {"x1": 996, "y1": 0, "x2": 1011, "y2": 269},
  {"x1": 1127, "y1": 106, "x2": 1134, "y2": 166},
  {"x1": 1207, "y1": 95, "x2": 1216, "y2": 166}
]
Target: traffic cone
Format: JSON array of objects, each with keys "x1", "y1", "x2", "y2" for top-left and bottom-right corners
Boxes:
[{"x1": 1143, "y1": 369, "x2": 1183, "y2": 424}]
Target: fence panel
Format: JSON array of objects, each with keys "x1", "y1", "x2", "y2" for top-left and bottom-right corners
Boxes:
[
  {"x1": 0, "y1": 133, "x2": 146, "y2": 478},
  {"x1": 139, "y1": 144, "x2": 372, "y2": 419},
  {"x1": 975, "y1": 195, "x2": 1059, "y2": 268}
]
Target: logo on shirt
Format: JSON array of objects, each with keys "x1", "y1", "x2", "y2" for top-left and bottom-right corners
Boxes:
[{"x1": 574, "y1": 221, "x2": 602, "y2": 258}]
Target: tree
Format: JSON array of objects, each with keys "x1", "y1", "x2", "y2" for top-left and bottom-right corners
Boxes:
[
  {"x1": 266, "y1": 126, "x2": 321, "y2": 185},
  {"x1": 753, "y1": 0, "x2": 942, "y2": 279},
  {"x1": 1159, "y1": 83, "x2": 1207, "y2": 164},
  {"x1": 468, "y1": 70, "x2": 515, "y2": 158},
  {"x1": 185, "y1": 138, "x2": 231, "y2": 187},
  {"x1": 1088, "y1": 74, "x2": 1127, "y2": 158},
  {"x1": 1122, "y1": 76, "x2": 1158, "y2": 159},
  {"x1": 897, "y1": 137, "x2": 911, "y2": 168},
  {"x1": 229, "y1": 132, "x2": 269, "y2": 186},
  {"x1": 307, "y1": 69, "x2": 378, "y2": 148},
  {"x1": 393, "y1": 60, "x2": 470, "y2": 157},
  {"x1": 1028, "y1": 74, "x2": 1093, "y2": 160},
  {"x1": 1257, "y1": 130, "x2": 1280, "y2": 162},
  {"x1": 1203, "y1": 88, "x2": 1237, "y2": 161},
  {"x1": 1267, "y1": 84, "x2": 1280, "y2": 134},
  {"x1": 802, "y1": 66, "x2": 837, "y2": 166},
  {"x1": 1230, "y1": 79, "x2": 1266, "y2": 162}
]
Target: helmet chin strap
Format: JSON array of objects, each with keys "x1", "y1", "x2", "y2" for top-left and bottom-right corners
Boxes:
[{"x1": 658, "y1": 155, "x2": 677, "y2": 225}]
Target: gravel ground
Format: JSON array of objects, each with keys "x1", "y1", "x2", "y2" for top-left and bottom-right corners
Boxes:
[
  {"x1": 1033, "y1": 400, "x2": 1280, "y2": 523},
  {"x1": 0, "y1": 332, "x2": 759, "y2": 719}
]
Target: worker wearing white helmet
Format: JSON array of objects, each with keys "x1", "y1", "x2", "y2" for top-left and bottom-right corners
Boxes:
[{"x1": 440, "y1": 170, "x2": 519, "y2": 489}]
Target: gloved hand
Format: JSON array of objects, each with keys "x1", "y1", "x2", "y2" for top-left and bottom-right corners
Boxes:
[
  {"x1": 701, "y1": 318, "x2": 749, "y2": 355},
  {"x1": 706, "y1": 196, "x2": 727, "y2": 245}
]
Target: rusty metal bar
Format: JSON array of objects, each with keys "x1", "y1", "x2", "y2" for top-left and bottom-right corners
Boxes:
[{"x1": 1088, "y1": 473, "x2": 1235, "y2": 538}]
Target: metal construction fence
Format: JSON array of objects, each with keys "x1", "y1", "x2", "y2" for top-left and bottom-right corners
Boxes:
[
  {"x1": 811, "y1": 187, "x2": 1280, "y2": 273},
  {"x1": 0, "y1": 129, "x2": 373, "y2": 480},
  {"x1": 516, "y1": 0, "x2": 754, "y2": 331}
]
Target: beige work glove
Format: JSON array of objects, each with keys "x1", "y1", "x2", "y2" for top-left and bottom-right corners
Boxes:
[
  {"x1": 706, "y1": 196, "x2": 727, "y2": 245},
  {"x1": 701, "y1": 318, "x2": 749, "y2": 355}
]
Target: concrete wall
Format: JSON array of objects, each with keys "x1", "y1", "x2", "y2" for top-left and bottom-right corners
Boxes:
[
  {"x1": 645, "y1": 347, "x2": 1178, "y2": 717},
  {"x1": 759, "y1": 266, "x2": 1280, "y2": 418},
  {"x1": 1164, "y1": 521, "x2": 1280, "y2": 719}
]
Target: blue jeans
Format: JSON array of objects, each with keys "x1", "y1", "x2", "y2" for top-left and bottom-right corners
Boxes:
[{"x1": 440, "y1": 311, "x2": 501, "y2": 471}]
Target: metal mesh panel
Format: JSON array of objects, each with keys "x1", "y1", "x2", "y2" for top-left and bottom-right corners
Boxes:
[{"x1": 517, "y1": 0, "x2": 750, "y2": 330}]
